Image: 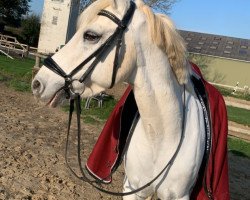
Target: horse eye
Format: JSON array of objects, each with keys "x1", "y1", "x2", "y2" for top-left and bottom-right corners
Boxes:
[{"x1": 84, "y1": 31, "x2": 101, "y2": 41}]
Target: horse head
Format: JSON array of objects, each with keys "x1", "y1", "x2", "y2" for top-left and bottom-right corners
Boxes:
[
  {"x1": 32, "y1": 0, "x2": 188, "y2": 107},
  {"x1": 32, "y1": 0, "x2": 139, "y2": 107}
]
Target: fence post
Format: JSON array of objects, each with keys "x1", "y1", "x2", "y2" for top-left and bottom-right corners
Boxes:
[
  {"x1": 32, "y1": 54, "x2": 42, "y2": 79},
  {"x1": 25, "y1": 45, "x2": 30, "y2": 57}
]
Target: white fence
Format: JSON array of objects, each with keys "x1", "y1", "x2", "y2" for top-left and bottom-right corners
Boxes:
[
  {"x1": 210, "y1": 82, "x2": 249, "y2": 95},
  {"x1": 0, "y1": 33, "x2": 37, "y2": 57}
]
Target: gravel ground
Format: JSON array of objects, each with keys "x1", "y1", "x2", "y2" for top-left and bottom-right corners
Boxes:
[{"x1": 0, "y1": 83, "x2": 249, "y2": 200}]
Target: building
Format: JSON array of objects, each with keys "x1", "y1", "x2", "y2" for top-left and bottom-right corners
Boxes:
[
  {"x1": 180, "y1": 30, "x2": 250, "y2": 87},
  {"x1": 38, "y1": 0, "x2": 80, "y2": 54}
]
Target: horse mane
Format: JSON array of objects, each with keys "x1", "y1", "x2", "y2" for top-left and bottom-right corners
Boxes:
[{"x1": 138, "y1": 2, "x2": 189, "y2": 84}]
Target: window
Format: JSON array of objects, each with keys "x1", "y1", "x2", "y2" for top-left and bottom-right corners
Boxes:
[
  {"x1": 52, "y1": 16, "x2": 58, "y2": 25},
  {"x1": 240, "y1": 45, "x2": 247, "y2": 49},
  {"x1": 210, "y1": 46, "x2": 217, "y2": 50},
  {"x1": 214, "y1": 37, "x2": 221, "y2": 40},
  {"x1": 195, "y1": 46, "x2": 202, "y2": 50},
  {"x1": 239, "y1": 50, "x2": 247, "y2": 55},
  {"x1": 241, "y1": 41, "x2": 248, "y2": 46}
]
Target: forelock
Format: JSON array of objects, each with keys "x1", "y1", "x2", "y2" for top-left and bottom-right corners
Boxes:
[{"x1": 77, "y1": 0, "x2": 115, "y2": 30}]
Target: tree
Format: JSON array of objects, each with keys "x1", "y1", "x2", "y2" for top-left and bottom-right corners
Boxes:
[
  {"x1": 143, "y1": 0, "x2": 177, "y2": 14},
  {"x1": 188, "y1": 53, "x2": 225, "y2": 83},
  {"x1": 80, "y1": 0, "x2": 177, "y2": 14},
  {"x1": 21, "y1": 13, "x2": 40, "y2": 46},
  {"x1": 80, "y1": 0, "x2": 94, "y2": 11},
  {"x1": 0, "y1": 0, "x2": 30, "y2": 27}
]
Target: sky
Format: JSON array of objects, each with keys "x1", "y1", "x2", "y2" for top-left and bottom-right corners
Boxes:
[{"x1": 30, "y1": 0, "x2": 250, "y2": 39}]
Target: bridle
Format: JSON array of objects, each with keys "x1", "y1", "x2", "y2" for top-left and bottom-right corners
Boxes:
[
  {"x1": 43, "y1": 1, "x2": 136, "y2": 98},
  {"x1": 42, "y1": 1, "x2": 187, "y2": 197}
]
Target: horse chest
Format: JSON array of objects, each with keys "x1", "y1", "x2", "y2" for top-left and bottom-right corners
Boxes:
[{"x1": 125, "y1": 119, "x2": 180, "y2": 176}]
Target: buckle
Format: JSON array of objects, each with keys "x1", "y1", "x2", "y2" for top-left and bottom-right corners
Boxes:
[
  {"x1": 119, "y1": 22, "x2": 127, "y2": 30},
  {"x1": 65, "y1": 76, "x2": 72, "y2": 87}
]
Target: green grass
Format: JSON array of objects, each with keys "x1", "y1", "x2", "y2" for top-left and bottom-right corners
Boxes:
[
  {"x1": 9, "y1": 80, "x2": 31, "y2": 92},
  {"x1": 215, "y1": 85, "x2": 250, "y2": 101},
  {"x1": 227, "y1": 106, "x2": 250, "y2": 126},
  {"x1": 81, "y1": 96, "x2": 117, "y2": 124},
  {"x1": 62, "y1": 95, "x2": 117, "y2": 124},
  {"x1": 228, "y1": 137, "x2": 250, "y2": 158},
  {"x1": 83, "y1": 116, "x2": 99, "y2": 124},
  {"x1": 0, "y1": 55, "x2": 34, "y2": 76},
  {"x1": 0, "y1": 55, "x2": 34, "y2": 91}
]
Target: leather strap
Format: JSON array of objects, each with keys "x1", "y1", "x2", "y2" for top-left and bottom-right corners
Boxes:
[
  {"x1": 65, "y1": 85, "x2": 187, "y2": 196},
  {"x1": 44, "y1": 57, "x2": 67, "y2": 78}
]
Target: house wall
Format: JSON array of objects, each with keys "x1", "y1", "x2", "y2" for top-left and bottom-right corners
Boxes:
[
  {"x1": 38, "y1": 0, "x2": 79, "y2": 54},
  {"x1": 207, "y1": 57, "x2": 250, "y2": 87}
]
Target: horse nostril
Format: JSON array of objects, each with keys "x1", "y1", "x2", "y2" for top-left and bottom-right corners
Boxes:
[
  {"x1": 32, "y1": 79, "x2": 44, "y2": 95},
  {"x1": 33, "y1": 80, "x2": 40, "y2": 89}
]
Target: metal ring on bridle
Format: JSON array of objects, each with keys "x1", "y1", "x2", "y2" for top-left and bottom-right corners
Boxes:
[{"x1": 69, "y1": 79, "x2": 86, "y2": 97}]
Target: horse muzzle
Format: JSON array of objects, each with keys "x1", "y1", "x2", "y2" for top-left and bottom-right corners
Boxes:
[{"x1": 32, "y1": 74, "x2": 86, "y2": 107}]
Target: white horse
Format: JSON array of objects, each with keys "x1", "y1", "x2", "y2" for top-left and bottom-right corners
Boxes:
[{"x1": 32, "y1": 0, "x2": 205, "y2": 199}]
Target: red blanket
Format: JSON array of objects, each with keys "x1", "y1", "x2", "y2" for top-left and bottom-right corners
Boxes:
[{"x1": 86, "y1": 63, "x2": 229, "y2": 199}]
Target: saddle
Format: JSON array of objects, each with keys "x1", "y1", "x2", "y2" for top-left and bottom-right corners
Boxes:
[{"x1": 86, "y1": 63, "x2": 229, "y2": 200}]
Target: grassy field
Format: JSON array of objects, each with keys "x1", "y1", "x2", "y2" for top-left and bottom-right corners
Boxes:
[
  {"x1": 63, "y1": 96, "x2": 117, "y2": 124},
  {"x1": 0, "y1": 55, "x2": 34, "y2": 91},
  {"x1": 215, "y1": 85, "x2": 250, "y2": 101},
  {"x1": 227, "y1": 106, "x2": 250, "y2": 126},
  {"x1": 228, "y1": 137, "x2": 250, "y2": 158},
  {"x1": 81, "y1": 96, "x2": 117, "y2": 122}
]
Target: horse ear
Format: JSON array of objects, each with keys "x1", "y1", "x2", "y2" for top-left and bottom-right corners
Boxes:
[{"x1": 112, "y1": 0, "x2": 130, "y2": 14}]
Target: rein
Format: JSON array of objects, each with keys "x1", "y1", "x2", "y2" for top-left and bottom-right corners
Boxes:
[
  {"x1": 43, "y1": 1, "x2": 187, "y2": 196},
  {"x1": 64, "y1": 86, "x2": 186, "y2": 196}
]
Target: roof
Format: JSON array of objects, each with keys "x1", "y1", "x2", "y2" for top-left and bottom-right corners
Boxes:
[{"x1": 179, "y1": 30, "x2": 250, "y2": 62}]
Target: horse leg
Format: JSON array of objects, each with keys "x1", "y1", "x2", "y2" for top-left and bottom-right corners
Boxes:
[
  {"x1": 176, "y1": 196, "x2": 189, "y2": 200},
  {"x1": 123, "y1": 177, "x2": 140, "y2": 200},
  {"x1": 123, "y1": 177, "x2": 153, "y2": 200}
]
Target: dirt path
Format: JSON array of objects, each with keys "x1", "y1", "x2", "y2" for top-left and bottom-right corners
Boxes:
[{"x1": 0, "y1": 83, "x2": 249, "y2": 200}]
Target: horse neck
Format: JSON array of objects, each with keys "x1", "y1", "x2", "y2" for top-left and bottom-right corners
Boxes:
[{"x1": 131, "y1": 44, "x2": 184, "y2": 141}]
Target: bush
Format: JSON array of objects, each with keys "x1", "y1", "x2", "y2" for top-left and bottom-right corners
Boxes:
[{"x1": 21, "y1": 13, "x2": 41, "y2": 47}]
